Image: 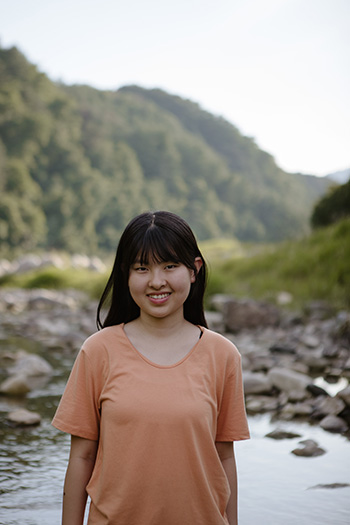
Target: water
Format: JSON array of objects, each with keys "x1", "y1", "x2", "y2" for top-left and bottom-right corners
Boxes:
[{"x1": 1, "y1": 341, "x2": 350, "y2": 525}]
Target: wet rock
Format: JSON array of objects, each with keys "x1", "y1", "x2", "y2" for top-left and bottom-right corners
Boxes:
[
  {"x1": 205, "y1": 311, "x2": 225, "y2": 333},
  {"x1": 223, "y1": 298, "x2": 280, "y2": 332},
  {"x1": 319, "y1": 415, "x2": 348, "y2": 433},
  {"x1": 312, "y1": 396, "x2": 346, "y2": 419},
  {"x1": 300, "y1": 334, "x2": 320, "y2": 349},
  {"x1": 291, "y1": 439, "x2": 326, "y2": 457},
  {"x1": 6, "y1": 408, "x2": 41, "y2": 426},
  {"x1": 265, "y1": 429, "x2": 301, "y2": 440},
  {"x1": 0, "y1": 350, "x2": 53, "y2": 396},
  {"x1": 307, "y1": 384, "x2": 329, "y2": 397},
  {"x1": 8, "y1": 350, "x2": 53, "y2": 377},
  {"x1": 0, "y1": 375, "x2": 31, "y2": 395},
  {"x1": 337, "y1": 385, "x2": 350, "y2": 406},
  {"x1": 243, "y1": 371, "x2": 273, "y2": 395},
  {"x1": 299, "y1": 349, "x2": 328, "y2": 371},
  {"x1": 267, "y1": 367, "x2": 310, "y2": 394},
  {"x1": 269, "y1": 343, "x2": 296, "y2": 355},
  {"x1": 308, "y1": 483, "x2": 350, "y2": 490},
  {"x1": 280, "y1": 402, "x2": 313, "y2": 419},
  {"x1": 245, "y1": 396, "x2": 280, "y2": 414}
]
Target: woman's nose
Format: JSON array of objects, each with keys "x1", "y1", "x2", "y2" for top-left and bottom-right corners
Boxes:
[{"x1": 148, "y1": 269, "x2": 166, "y2": 288}]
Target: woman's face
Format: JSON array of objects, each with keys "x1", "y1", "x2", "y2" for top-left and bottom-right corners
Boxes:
[{"x1": 128, "y1": 257, "x2": 202, "y2": 322}]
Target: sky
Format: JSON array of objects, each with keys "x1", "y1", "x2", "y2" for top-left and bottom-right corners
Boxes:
[{"x1": 1, "y1": 0, "x2": 349, "y2": 176}]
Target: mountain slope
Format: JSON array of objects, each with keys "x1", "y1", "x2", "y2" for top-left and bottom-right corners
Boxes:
[{"x1": 0, "y1": 46, "x2": 330, "y2": 253}]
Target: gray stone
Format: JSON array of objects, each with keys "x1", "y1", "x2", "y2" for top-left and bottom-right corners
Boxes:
[
  {"x1": 243, "y1": 371, "x2": 273, "y2": 395},
  {"x1": 319, "y1": 415, "x2": 348, "y2": 433},
  {"x1": 245, "y1": 396, "x2": 279, "y2": 414},
  {"x1": 8, "y1": 350, "x2": 53, "y2": 377},
  {"x1": 0, "y1": 375, "x2": 31, "y2": 395},
  {"x1": 265, "y1": 428, "x2": 301, "y2": 440},
  {"x1": 337, "y1": 385, "x2": 350, "y2": 406},
  {"x1": 223, "y1": 298, "x2": 280, "y2": 332},
  {"x1": 292, "y1": 439, "x2": 326, "y2": 457},
  {"x1": 312, "y1": 396, "x2": 346, "y2": 418},
  {"x1": 267, "y1": 367, "x2": 310, "y2": 393},
  {"x1": 7, "y1": 408, "x2": 41, "y2": 426}
]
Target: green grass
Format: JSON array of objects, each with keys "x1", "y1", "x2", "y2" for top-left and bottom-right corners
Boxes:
[
  {"x1": 1, "y1": 219, "x2": 349, "y2": 310},
  {"x1": 0, "y1": 267, "x2": 109, "y2": 299},
  {"x1": 205, "y1": 218, "x2": 350, "y2": 310}
]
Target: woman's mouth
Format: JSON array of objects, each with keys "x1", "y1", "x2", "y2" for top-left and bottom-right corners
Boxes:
[{"x1": 147, "y1": 293, "x2": 171, "y2": 301}]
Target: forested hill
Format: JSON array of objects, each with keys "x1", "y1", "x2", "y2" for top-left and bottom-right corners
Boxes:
[{"x1": 0, "y1": 46, "x2": 330, "y2": 254}]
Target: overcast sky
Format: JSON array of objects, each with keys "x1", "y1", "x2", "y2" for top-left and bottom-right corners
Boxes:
[{"x1": 1, "y1": 0, "x2": 349, "y2": 176}]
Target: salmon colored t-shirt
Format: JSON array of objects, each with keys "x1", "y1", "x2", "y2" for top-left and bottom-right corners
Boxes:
[{"x1": 52, "y1": 324, "x2": 250, "y2": 525}]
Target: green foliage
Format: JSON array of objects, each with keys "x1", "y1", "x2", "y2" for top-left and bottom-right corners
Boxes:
[
  {"x1": 0, "y1": 46, "x2": 331, "y2": 254},
  {"x1": 0, "y1": 267, "x2": 108, "y2": 299},
  {"x1": 206, "y1": 218, "x2": 350, "y2": 309},
  {"x1": 311, "y1": 179, "x2": 350, "y2": 228}
]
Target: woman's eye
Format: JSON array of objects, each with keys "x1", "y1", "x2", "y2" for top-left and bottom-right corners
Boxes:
[{"x1": 165, "y1": 264, "x2": 177, "y2": 269}]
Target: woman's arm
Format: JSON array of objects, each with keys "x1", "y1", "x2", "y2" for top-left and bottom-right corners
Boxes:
[
  {"x1": 215, "y1": 441, "x2": 238, "y2": 525},
  {"x1": 62, "y1": 435, "x2": 98, "y2": 525}
]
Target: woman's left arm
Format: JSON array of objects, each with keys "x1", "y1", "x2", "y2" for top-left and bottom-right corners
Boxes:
[{"x1": 215, "y1": 441, "x2": 238, "y2": 525}]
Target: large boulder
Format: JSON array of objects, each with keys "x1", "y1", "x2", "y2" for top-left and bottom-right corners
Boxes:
[
  {"x1": 223, "y1": 298, "x2": 280, "y2": 332},
  {"x1": 267, "y1": 367, "x2": 311, "y2": 394}
]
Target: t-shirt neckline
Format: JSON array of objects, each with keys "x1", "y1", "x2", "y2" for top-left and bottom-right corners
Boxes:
[{"x1": 120, "y1": 323, "x2": 205, "y2": 369}]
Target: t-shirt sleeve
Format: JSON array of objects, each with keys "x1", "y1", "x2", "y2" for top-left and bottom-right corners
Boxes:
[
  {"x1": 216, "y1": 350, "x2": 250, "y2": 442},
  {"x1": 52, "y1": 347, "x2": 102, "y2": 440}
]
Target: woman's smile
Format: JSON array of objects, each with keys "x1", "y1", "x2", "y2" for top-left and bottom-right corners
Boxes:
[{"x1": 128, "y1": 260, "x2": 196, "y2": 320}]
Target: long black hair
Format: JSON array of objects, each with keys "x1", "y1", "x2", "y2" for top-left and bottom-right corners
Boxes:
[{"x1": 97, "y1": 211, "x2": 208, "y2": 329}]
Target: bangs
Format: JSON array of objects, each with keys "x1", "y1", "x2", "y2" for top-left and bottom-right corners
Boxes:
[{"x1": 131, "y1": 227, "x2": 187, "y2": 267}]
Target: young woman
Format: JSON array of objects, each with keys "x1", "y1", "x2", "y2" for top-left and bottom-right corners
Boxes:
[{"x1": 52, "y1": 211, "x2": 249, "y2": 525}]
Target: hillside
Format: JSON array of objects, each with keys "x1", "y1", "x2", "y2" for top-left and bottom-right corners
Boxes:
[
  {"x1": 207, "y1": 218, "x2": 350, "y2": 310},
  {"x1": 0, "y1": 46, "x2": 330, "y2": 253}
]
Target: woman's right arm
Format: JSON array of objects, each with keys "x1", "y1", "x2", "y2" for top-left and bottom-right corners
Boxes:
[{"x1": 62, "y1": 435, "x2": 98, "y2": 525}]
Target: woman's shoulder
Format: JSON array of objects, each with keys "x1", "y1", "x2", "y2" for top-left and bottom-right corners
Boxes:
[
  {"x1": 200, "y1": 327, "x2": 241, "y2": 361},
  {"x1": 79, "y1": 324, "x2": 124, "y2": 357}
]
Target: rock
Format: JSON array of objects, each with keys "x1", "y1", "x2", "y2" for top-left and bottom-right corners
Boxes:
[
  {"x1": 299, "y1": 349, "x2": 328, "y2": 371},
  {"x1": 308, "y1": 483, "x2": 350, "y2": 490},
  {"x1": 337, "y1": 385, "x2": 350, "y2": 406},
  {"x1": 0, "y1": 375, "x2": 31, "y2": 395},
  {"x1": 267, "y1": 367, "x2": 310, "y2": 393},
  {"x1": 291, "y1": 439, "x2": 326, "y2": 457},
  {"x1": 8, "y1": 350, "x2": 53, "y2": 377},
  {"x1": 265, "y1": 429, "x2": 301, "y2": 440},
  {"x1": 276, "y1": 291, "x2": 293, "y2": 305},
  {"x1": 250, "y1": 355, "x2": 277, "y2": 372},
  {"x1": 205, "y1": 311, "x2": 225, "y2": 333},
  {"x1": 7, "y1": 408, "x2": 41, "y2": 426},
  {"x1": 223, "y1": 298, "x2": 280, "y2": 332},
  {"x1": 312, "y1": 396, "x2": 346, "y2": 419},
  {"x1": 304, "y1": 301, "x2": 334, "y2": 320},
  {"x1": 280, "y1": 402, "x2": 313, "y2": 419},
  {"x1": 300, "y1": 334, "x2": 320, "y2": 348},
  {"x1": 287, "y1": 389, "x2": 308, "y2": 403},
  {"x1": 319, "y1": 415, "x2": 348, "y2": 433},
  {"x1": 209, "y1": 294, "x2": 234, "y2": 313},
  {"x1": 307, "y1": 384, "x2": 329, "y2": 397},
  {"x1": 269, "y1": 343, "x2": 296, "y2": 354},
  {"x1": 245, "y1": 396, "x2": 279, "y2": 414},
  {"x1": 243, "y1": 371, "x2": 273, "y2": 395}
]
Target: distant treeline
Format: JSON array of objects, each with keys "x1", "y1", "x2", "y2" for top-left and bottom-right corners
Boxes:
[{"x1": 0, "y1": 46, "x2": 330, "y2": 254}]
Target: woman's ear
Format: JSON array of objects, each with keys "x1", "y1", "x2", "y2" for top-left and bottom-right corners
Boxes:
[{"x1": 191, "y1": 257, "x2": 203, "y2": 283}]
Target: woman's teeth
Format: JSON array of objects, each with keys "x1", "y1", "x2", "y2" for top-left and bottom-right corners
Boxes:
[{"x1": 148, "y1": 293, "x2": 170, "y2": 299}]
